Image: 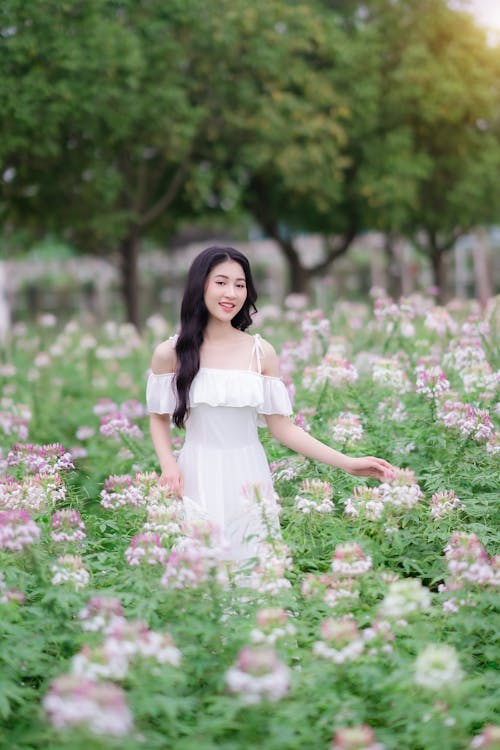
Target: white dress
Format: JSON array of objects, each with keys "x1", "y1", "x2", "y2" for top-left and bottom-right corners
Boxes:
[{"x1": 146, "y1": 334, "x2": 293, "y2": 560}]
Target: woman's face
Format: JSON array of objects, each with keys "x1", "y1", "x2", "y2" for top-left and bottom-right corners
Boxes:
[{"x1": 204, "y1": 259, "x2": 247, "y2": 323}]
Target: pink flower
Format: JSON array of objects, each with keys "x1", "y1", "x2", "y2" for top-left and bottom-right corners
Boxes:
[
  {"x1": 7, "y1": 442, "x2": 74, "y2": 475},
  {"x1": 415, "y1": 362, "x2": 450, "y2": 399},
  {"x1": 99, "y1": 412, "x2": 143, "y2": 440},
  {"x1": 443, "y1": 532, "x2": 497, "y2": 589},
  {"x1": 331, "y1": 725, "x2": 384, "y2": 750},
  {"x1": 43, "y1": 675, "x2": 133, "y2": 736},
  {"x1": 430, "y1": 490, "x2": 465, "y2": 520},
  {"x1": 313, "y1": 616, "x2": 364, "y2": 663},
  {"x1": 51, "y1": 554, "x2": 90, "y2": 589},
  {"x1": 0, "y1": 571, "x2": 25, "y2": 605},
  {"x1": 51, "y1": 509, "x2": 86, "y2": 543},
  {"x1": 125, "y1": 532, "x2": 167, "y2": 566},
  {"x1": 100, "y1": 475, "x2": 143, "y2": 509},
  {"x1": 470, "y1": 724, "x2": 500, "y2": 749},
  {"x1": 331, "y1": 412, "x2": 364, "y2": 446},
  {"x1": 161, "y1": 545, "x2": 226, "y2": 590},
  {"x1": 119, "y1": 399, "x2": 145, "y2": 419},
  {"x1": 332, "y1": 543, "x2": 372, "y2": 577},
  {"x1": 93, "y1": 398, "x2": 117, "y2": 416},
  {"x1": 0, "y1": 509, "x2": 40, "y2": 551},
  {"x1": 225, "y1": 646, "x2": 290, "y2": 704},
  {"x1": 295, "y1": 478, "x2": 334, "y2": 514},
  {"x1": 79, "y1": 596, "x2": 125, "y2": 633},
  {"x1": 250, "y1": 608, "x2": 296, "y2": 645}
]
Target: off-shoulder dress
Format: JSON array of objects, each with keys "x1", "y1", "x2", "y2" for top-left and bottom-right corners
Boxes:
[{"x1": 146, "y1": 334, "x2": 293, "y2": 560}]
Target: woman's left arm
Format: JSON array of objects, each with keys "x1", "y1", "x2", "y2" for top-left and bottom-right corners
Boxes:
[{"x1": 261, "y1": 339, "x2": 395, "y2": 481}]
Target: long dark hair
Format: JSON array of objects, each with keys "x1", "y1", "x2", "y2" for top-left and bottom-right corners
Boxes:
[{"x1": 172, "y1": 246, "x2": 258, "y2": 428}]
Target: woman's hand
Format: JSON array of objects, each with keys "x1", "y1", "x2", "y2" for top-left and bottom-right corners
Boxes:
[
  {"x1": 343, "y1": 456, "x2": 396, "y2": 481},
  {"x1": 159, "y1": 461, "x2": 184, "y2": 498}
]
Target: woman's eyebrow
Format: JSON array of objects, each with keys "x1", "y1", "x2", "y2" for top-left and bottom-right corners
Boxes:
[{"x1": 214, "y1": 274, "x2": 246, "y2": 281}]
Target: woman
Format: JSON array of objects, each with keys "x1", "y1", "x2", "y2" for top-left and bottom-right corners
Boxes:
[{"x1": 147, "y1": 246, "x2": 394, "y2": 560}]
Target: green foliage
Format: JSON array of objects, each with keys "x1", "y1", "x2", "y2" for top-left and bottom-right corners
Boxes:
[{"x1": 1, "y1": 296, "x2": 499, "y2": 747}]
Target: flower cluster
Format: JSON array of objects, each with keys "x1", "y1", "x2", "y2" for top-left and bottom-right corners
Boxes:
[
  {"x1": 237, "y1": 541, "x2": 293, "y2": 597},
  {"x1": 303, "y1": 543, "x2": 372, "y2": 610},
  {"x1": 376, "y1": 397, "x2": 408, "y2": 423},
  {"x1": 414, "y1": 644, "x2": 463, "y2": 691},
  {"x1": 331, "y1": 411, "x2": 364, "y2": 446},
  {"x1": 442, "y1": 532, "x2": 499, "y2": 590},
  {"x1": 100, "y1": 471, "x2": 178, "y2": 509},
  {"x1": 7, "y1": 442, "x2": 74, "y2": 475},
  {"x1": 249, "y1": 607, "x2": 296, "y2": 646},
  {"x1": 99, "y1": 412, "x2": 143, "y2": 440},
  {"x1": 301, "y1": 571, "x2": 360, "y2": 609},
  {"x1": 415, "y1": 362, "x2": 450, "y2": 400},
  {"x1": 79, "y1": 596, "x2": 125, "y2": 633},
  {"x1": 51, "y1": 554, "x2": 90, "y2": 590},
  {"x1": 303, "y1": 353, "x2": 358, "y2": 390},
  {"x1": 0, "y1": 473, "x2": 66, "y2": 512},
  {"x1": 301, "y1": 308, "x2": 331, "y2": 339},
  {"x1": 344, "y1": 471, "x2": 424, "y2": 527},
  {"x1": 125, "y1": 532, "x2": 167, "y2": 566},
  {"x1": 470, "y1": 725, "x2": 500, "y2": 749},
  {"x1": 93, "y1": 397, "x2": 118, "y2": 416},
  {"x1": 444, "y1": 337, "x2": 498, "y2": 396},
  {"x1": 270, "y1": 457, "x2": 307, "y2": 483},
  {"x1": 0, "y1": 571, "x2": 25, "y2": 605},
  {"x1": 72, "y1": 619, "x2": 181, "y2": 679},
  {"x1": 331, "y1": 724, "x2": 385, "y2": 750},
  {"x1": 51, "y1": 509, "x2": 86, "y2": 543},
  {"x1": 424, "y1": 307, "x2": 458, "y2": 337},
  {"x1": 378, "y1": 469, "x2": 424, "y2": 511},
  {"x1": 332, "y1": 543, "x2": 373, "y2": 577},
  {"x1": 294, "y1": 478, "x2": 334, "y2": 514},
  {"x1": 141, "y1": 501, "x2": 184, "y2": 540},
  {"x1": 430, "y1": 490, "x2": 465, "y2": 520},
  {"x1": 371, "y1": 356, "x2": 411, "y2": 394},
  {"x1": 344, "y1": 486, "x2": 385, "y2": 521},
  {"x1": 0, "y1": 509, "x2": 40, "y2": 551},
  {"x1": 0, "y1": 399, "x2": 31, "y2": 440},
  {"x1": 437, "y1": 401, "x2": 498, "y2": 453},
  {"x1": 161, "y1": 543, "x2": 226, "y2": 590},
  {"x1": 43, "y1": 675, "x2": 133, "y2": 737},
  {"x1": 100, "y1": 475, "x2": 142, "y2": 508},
  {"x1": 313, "y1": 616, "x2": 364, "y2": 663},
  {"x1": 378, "y1": 578, "x2": 431, "y2": 621},
  {"x1": 225, "y1": 645, "x2": 290, "y2": 704}
]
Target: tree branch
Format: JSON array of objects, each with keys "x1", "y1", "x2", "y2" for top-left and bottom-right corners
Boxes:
[
  {"x1": 311, "y1": 229, "x2": 357, "y2": 275},
  {"x1": 138, "y1": 155, "x2": 192, "y2": 228}
]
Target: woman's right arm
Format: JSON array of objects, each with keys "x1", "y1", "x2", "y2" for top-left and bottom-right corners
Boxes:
[{"x1": 149, "y1": 340, "x2": 184, "y2": 497}]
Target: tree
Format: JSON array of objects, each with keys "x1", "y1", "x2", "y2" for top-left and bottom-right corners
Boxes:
[
  {"x1": 367, "y1": 0, "x2": 500, "y2": 297},
  {"x1": 1, "y1": 0, "x2": 350, "y2": 321}
]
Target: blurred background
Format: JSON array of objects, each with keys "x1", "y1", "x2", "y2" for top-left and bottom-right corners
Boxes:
[{"x1": 1, "y1": 0, "x2": 500, "y2": 331}]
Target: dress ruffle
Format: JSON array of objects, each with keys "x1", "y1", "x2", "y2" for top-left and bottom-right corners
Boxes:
[{"x1": 146, "y1": 368, "x2": 292, "y2": 424}]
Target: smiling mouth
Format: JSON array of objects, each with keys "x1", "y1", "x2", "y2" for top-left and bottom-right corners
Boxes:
[{"x1": 219, "y1": 303, "x2": 235, "y2": 311}]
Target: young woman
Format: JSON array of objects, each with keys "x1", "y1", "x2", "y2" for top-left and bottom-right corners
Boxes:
[{"x1": 147, "y1": 246, "x2": 395, "y2": 560}]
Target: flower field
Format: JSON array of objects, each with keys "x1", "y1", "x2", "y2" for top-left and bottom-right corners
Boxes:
[{"x1": 1, "y1": 291, "x2": 499, "y2": 750}]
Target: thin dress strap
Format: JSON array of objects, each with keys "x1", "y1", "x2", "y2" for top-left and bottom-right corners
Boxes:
[{"x1": 248, "y1": 333, "x2": 263, "y2": 374}]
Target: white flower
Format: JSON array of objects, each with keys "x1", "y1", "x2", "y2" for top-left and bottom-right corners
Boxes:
[
  {"x1": 378, "y1": 579, "x2": 431, "y2": 620},
  {"x1": 414, "y1": 644, "x2": 463, "y2": 690}
]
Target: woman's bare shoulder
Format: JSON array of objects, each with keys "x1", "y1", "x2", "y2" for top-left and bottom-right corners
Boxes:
[
  {"x1": 258, "y1": 336, "x2": 280, "y2": 376},
  {"x1": 150, "y1": 338, "x2": 177, "y2": 374}
]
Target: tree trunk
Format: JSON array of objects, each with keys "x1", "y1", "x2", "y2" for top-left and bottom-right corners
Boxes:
[
  {"x1": 120, "y1": 230, "x2": 140, "y2": 329},
  {"x1": 472, "y1": 229, "x2": 492, "y2": 309},
  {"x1": 384, "y1": 233, "x2": 401, "y2": 298},
  {"x1": 288, "y1": 253, "x2": 312, "y2": 294},
  {"x1": 430, "y1": 249, "x2": 445, "y2": 303}
]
